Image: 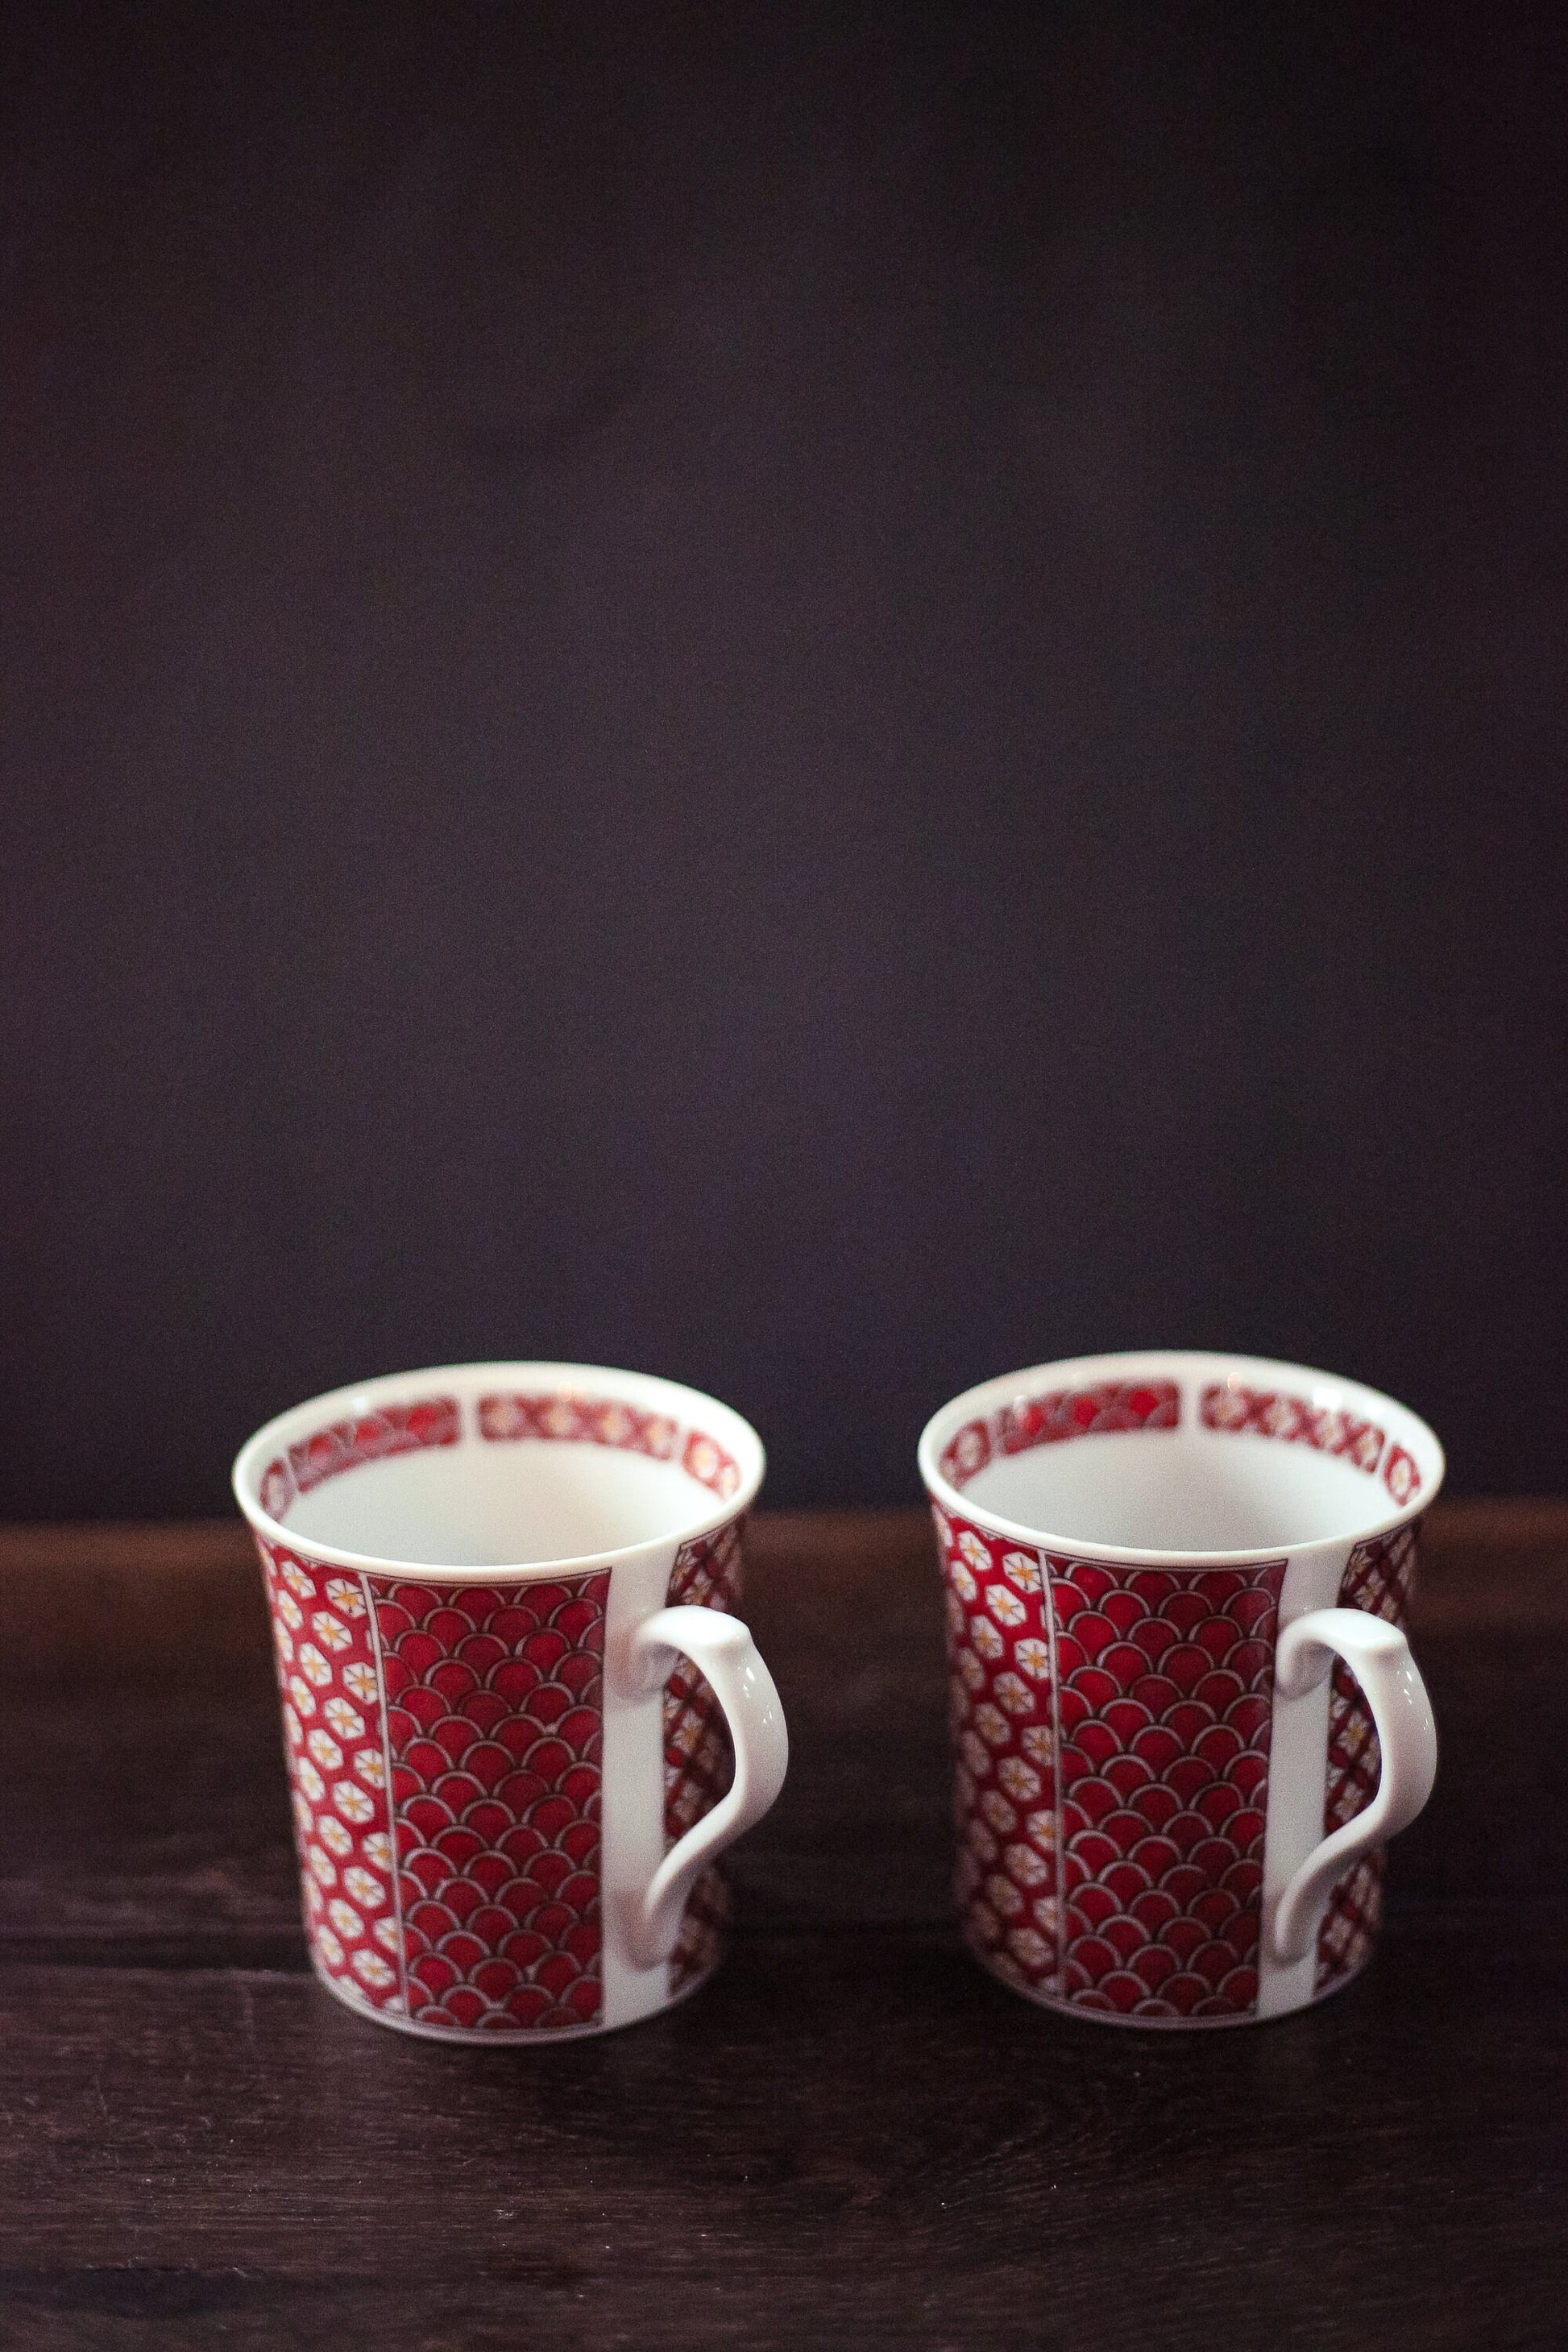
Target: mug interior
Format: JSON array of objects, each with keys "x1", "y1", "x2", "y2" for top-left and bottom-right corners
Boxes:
[
  {"x1": 236, "y1": 1369, "x2": 760, "y2": 1570},
  {"x1": 923, "y1": 1356, "x2": 1442, "y2": 1556}
]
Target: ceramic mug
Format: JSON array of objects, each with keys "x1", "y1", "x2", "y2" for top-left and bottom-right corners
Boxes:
[
  {"x1": 234, "y1": 1363, "x2": 786, "y2": 2042},
  {"x1": 919, "y1": 1350, "x2": 1443, "y2": 2027}
]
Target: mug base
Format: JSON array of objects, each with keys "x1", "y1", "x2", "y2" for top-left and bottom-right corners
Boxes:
[
  {"x1": 964, "y1": 1935, "x2": 1373, "y2": 2028},
  {"x1": 309, "y1": 1947, "x2": 725, "y2": 2043}
]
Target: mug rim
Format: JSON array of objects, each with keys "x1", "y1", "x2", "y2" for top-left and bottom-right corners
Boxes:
[
  {"x1": 918, "y1": 1347, "x2": 1446, "y2": 1566},
  {"x1": 232, "y1": 1359, "x2": 765, "y2": 1581}
]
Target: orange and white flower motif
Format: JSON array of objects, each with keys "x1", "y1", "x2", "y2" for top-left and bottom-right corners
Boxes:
[
  {"x1": 298, "y1": 1643, "x2": 332, "y2": 1688},
  {"x1": 956, "y1": 1648, "x2": 986, "y2": 1694},
  {"x1": 1007, "y1": 1926, "x2": 1051, "y2": 1971},
  {"x1": 997, "y1": 1755, "x2": 1042, "y2": 1803},
  {"x1": 960, "y1": 1729, "x2": 990, "y2": 1777},
  {"x1": 306, "y1": 1843, "x2": 336, "y2": 1887},
  {"x1": 545, "y1": 1397, "x2": 578, "y2": 1437},
  {"x1": 334, "y1": 1781, "x2": 375, "y2": 1826},
  {"x1": 285, "y1": 1675, "x2": 316, "y2": 1718},
  {"x1": 280, "y1": 1560, "x2": 316, "y2": 1599},
  {"x1": 950, "y1": 1560, "x2": 977, "y2": 1603},
  {"x1": 599, "y1": 1403, "x2": 631, "y2": 1444},
  {"x1": 985, "y1": 1583, "x2": 1026, "y2": 1628},
  {"x1": 1002, "y1": 1549, "x2": 1041, "y2": 1592},
  {"x1": 1265, "y1": 1395, "x2": 1297, "y2": 1437},
  {"x1": 304, "y1": 1877, "x2": 325, "y2": 1917},
  {"x1": 1026, "y1": 1808, "x2": 1056, "y2": 1850},
  {"x1": 353, "y1": 1747, "x2": 386, "y2": 1789},
  {"x1": 373, "y1": 1915, "x2": 400, "y2": 1954},
  {"x1": 945, "y1": 1591, "x2": 966, "y2": 1641},
  {"x1": 318, "y1": 1815, "x2": 352, "y2": 1858},
  {"x1": 993, "y1": 1671, "x2": 1032, "y2": 1717},
  {"x1": 273, "y1": 1626, "x2": 294, "y2": 1665},
  {"x1": 1014, "y1": 1636, "x2": 1050, "y2": 1682},
  {"x1": 687, "y1": 1434, "x2": 720, "y2": 1483},
  {"x1": 343, "y1": 1661, "x2": 379, "y2": 1703},
  {"x1": 327, "y1": 1898, "x2": 362, "y2": 1940},
  {"x1": 310, "y1": 1611, "x2": 351, "y2": 1653},
  {"x1": 276, "y1": 1589, "x2": 304, "y2": 1632},
  {"x1": 363, "y1": 1831, "x2": 393, "y2": 1872},
  {"x1": 297, "y1": 1758, "x2": 325, "y2": 1804},
  {"x1": 324, "y1": 1577, "x2": 366, "y2": 1618},
  {"x1": 351, "y1": 1948, "x2": 395, "y2": 1989},
  {"x1": 1033, "y1": 1894, "x2": 1060, "y2": 1935},
  {"x1": 344, "y1": 1865, "x2": 384, "y2": 1910},
  {"x1": 1354, "y1": 1425, "x2": 1383, "y2": 1471},
  {"x1": 971, "y1": 1617, "x2": 1004, "y2": 1661},
  {"x1": 973, "y1": 1702, "x2": 1010, "y2": 1748},
  {"x1": 967, "y1": 1821, "x2": 998, "y2": 1865},
  {"x1": 283, "y1": 1703, "x2": 304, "y2": 1749},
  {"x1": 969, "y1": 1898, "x2": 1001, "y2": 1944},
  {"x1": 979, "y1": 1789, "x2": 1017, "y2": 1835},
  {"x1": 931, "y1": 1506, "x2": 951, "y2": 1553},
  {"x1": 291, "y1": 1790, "x2": 312, "y2": 1837},
  {"x1": 1004, "y1": 1841, "x2": 1048, "y2": 1889},
  {"x1": 1021, "y1": 1723, "x2": 1055, "y2": 1767},
  {"x1": 985, "y1": 1871, "x2": 1025, "y2": 1919},
  {"x1": 323, "y1": 1697, "x2": 364, "y2": 1740},
  {"x1": 957, "y1": 1529, "x2": 991, "y2": 1574},
  {"x1": 317, "y1": 1925, "x2": 345, "y2": 1969},
  {"x1": 306, "y1": 1729, "x2": 342, "y2": 1772}
]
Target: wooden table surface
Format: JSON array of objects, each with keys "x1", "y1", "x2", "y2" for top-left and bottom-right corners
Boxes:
[{"x1": 0, "y1": 1504, "x2": 1564, "y2": 2350}]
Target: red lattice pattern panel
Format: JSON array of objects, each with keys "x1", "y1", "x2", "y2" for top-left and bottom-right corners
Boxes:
[
  {"x1": 664, "y1": 1519, "x2": 743, "y2": 1993},
  {"x1": 1315, "y1": 1520, "x2": 1420, "y2": 1992},
  {"x1": 382, "y1": 1576, "x2": 608, "y2": 2033},
  {"x1": 257, "y1": 1537, "x2": 404, "y2": 2019},
  {"x1": 1051, "y1": 1557, "x2": 1285, "y2": 2021},
  {"x1": 479, "y1": 1392, "x2": 742, "y2": 1501},
  {"x1": 935, "y1": 1508, "x2": 1060, "y2": 1997},
  {"x1": 940, "y1": 1381, "x2": 1178, "y2": 1490},
  {"x1": 261, "y1": 1396, "x2": 460, "y2": 1522},
  {"x1": 1200, "y1": 1383, "x2": 1423, "y2": 1507}
]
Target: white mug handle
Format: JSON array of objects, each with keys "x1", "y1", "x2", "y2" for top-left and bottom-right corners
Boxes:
[
  {"x1": 622, "y1": 1604, "x2": 789, "y2": 1971},
  {"x1": 1268, "y1": 1606, "x2": 1437, "y2": 1965}
]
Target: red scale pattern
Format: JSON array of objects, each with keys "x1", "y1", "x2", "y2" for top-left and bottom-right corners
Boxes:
[
  {"x1": 1316, "y1": 1520, "x2": 1420, "y2": 1992},
  {"x1": 940, "y1": 1380, "x2": 1178, "y2": 1491},
  {"x1": 663, "y1": 1520, "x2": 743, "y2": 1993},
  {"x1": 380, "y1": 1577, "x2": 608, "y2": 2034},
  {"x1": 1051, "y1": 1558, "x2": 1285, "y2": 2021}
]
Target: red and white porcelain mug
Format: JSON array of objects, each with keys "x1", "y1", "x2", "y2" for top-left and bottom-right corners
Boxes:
[
  {"x1": 919, "y1": 1350, "x2": 1443, "y2": 2027},
  {"x1": 233, "y1": 1363, "x2": 786, "y2": 2041}
]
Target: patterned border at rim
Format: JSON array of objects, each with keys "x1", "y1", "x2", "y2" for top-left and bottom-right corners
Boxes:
[
  {"x1": 940, "y1": 1381, "x2": 1180, "y2": 1491},
  {"x1": 1199, "y1": 1384, "x2": 1422, "y2": 1506},
  {"x1": 259, "y1": 1389, "x2": 744, "y2": 1527}
]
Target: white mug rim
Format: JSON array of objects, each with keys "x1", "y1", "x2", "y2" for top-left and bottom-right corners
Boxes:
[
  {"x1": 918, "y1": 1348, "x2": 1446, "y2": 1566},
  {"x1": 233, "y1": 1359, "x2": 765, "y2": 1582}
]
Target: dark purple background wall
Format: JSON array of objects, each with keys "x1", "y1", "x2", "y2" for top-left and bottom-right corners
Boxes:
[{"x1": 2, "y1": 2, "x2": 1565, "y2": 1514}]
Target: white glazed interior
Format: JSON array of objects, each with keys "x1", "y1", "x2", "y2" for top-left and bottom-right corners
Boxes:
[
  {"x1": 919, "y1": 1350, "x2": 1445, "y2": 1560},
  {"x1": 233, "y1": 1362, "x2": 765, "y2": 1576}
]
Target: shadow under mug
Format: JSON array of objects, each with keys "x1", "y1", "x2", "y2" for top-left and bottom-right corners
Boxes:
[
  {"x1": 919, "y1": 1350, "x2": 1444, "y2": 2028},
  {"x1": 233, "y1": 1363, "x2": 786, "y2": 2042}
]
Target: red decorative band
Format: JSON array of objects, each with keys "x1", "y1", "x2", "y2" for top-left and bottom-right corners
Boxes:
[
  {"x1": 940, "y1": 1380, "x2": 1180, "y2": 1491},
  {"x1": 1199, "y1": 1384, "x2": 1421, "y2": 1505}
]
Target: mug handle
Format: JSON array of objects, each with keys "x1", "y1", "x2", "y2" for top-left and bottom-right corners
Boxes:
[
  {"x1": 623, "y1": 1604, "x2": 789, "y2": 1971},
  {"x1": 1268, "y1": 1606, "x2": 1437, "y2": 1965}
]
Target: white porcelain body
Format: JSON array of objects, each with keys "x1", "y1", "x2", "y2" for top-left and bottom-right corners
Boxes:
[
  {"x1": 234, "y1": 1363, "x2": 787, "y2": 2040},
  {"x1": 919, "y1": 1350, "x2": 1444, "y2": 2026}
]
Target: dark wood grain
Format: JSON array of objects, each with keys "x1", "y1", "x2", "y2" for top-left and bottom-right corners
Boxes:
[{"x1": 0, "y1": 1506, "x2": 1564, "y2": 2350}]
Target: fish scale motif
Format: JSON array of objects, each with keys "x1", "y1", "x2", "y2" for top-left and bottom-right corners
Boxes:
[
  {"x1": 1051, "y1": 1557, "x2": 1285, "y2": 2020},
  {"x1": 663, "y1": 1519, "x2": 743, "y2": 1994},
  {"x1": 380, "y1": 1577, "x2": 608, "y2": 2034},
  {"x1": 1316, "y1": 1520, "x2": 1420, "y2": 1992}
]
